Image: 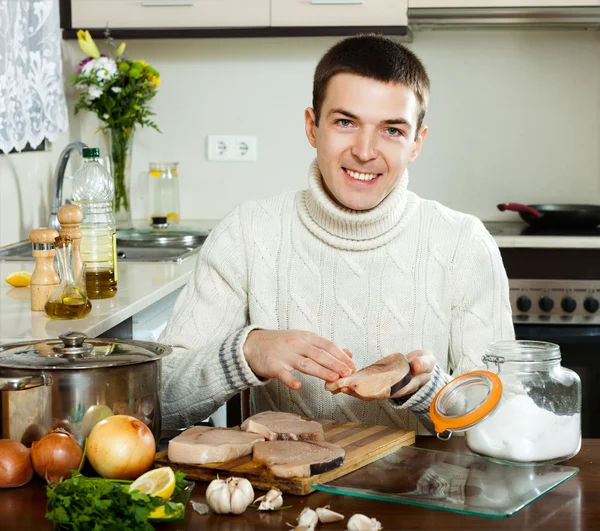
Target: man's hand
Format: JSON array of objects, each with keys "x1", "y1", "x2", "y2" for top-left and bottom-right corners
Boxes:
[
  {"x1": 390, "y1": 350, "x2": 436, "y2": 399},
  {"x1": 338, "y1": 350, "x2": 436, "y2": 401},
  {"x1": 243, "y1": 330, "x2": 356, "y2": 390}
]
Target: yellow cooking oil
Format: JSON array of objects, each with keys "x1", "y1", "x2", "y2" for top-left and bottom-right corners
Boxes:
[
  {"x1": 79, "y1": 227, "x2": 118, "y2": 299},
  {"x1": 45, "y1": 297, "x2": 92, "y2": 320}
]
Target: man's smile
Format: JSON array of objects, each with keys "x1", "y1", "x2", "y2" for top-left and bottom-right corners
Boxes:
[{"x1": 342, "y1": 167, "x2": 382, "y2": 183}]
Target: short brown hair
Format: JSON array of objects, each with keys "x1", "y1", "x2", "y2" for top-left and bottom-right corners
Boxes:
[{"x1": 312, "y1": 34, "x2": 430, "y2": 135}]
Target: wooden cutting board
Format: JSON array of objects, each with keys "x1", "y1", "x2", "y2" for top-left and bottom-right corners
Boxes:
[{"x1": 154, "y1": 418, "x2": 415, "y2": 495}]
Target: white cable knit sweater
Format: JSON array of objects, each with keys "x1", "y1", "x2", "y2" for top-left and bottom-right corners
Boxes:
[{"x1": 159, "y1": 161, "x2": 514, "y2": 433}]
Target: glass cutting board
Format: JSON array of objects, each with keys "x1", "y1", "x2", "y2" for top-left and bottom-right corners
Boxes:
[{"x1": 312, "y1": 446, "x2": 578, "y2": 518}]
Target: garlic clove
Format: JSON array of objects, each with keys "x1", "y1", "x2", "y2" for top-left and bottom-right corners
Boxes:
[
  {"x1": 254, "y1": 487, "x2": 283, "y2": 510},
  {"x1": 190, "y1": 501, "x2": 210, "y2": 515},
  {"x1": 297, "y1": 507, "x2": 319, "y2": 529},
  {"x1": 346, "y1": 513, "x2": 383, "y2": 531},
  {"x1": 316, "y1": 506, "x2": 345, "y2": 523}
]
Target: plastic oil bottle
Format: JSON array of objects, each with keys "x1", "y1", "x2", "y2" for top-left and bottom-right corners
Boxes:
[{"x1": 72, "y1": 147, "x2": 118, "y2": 299}]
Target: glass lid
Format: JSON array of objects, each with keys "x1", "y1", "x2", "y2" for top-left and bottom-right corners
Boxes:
[
  {"x1": 0, "y1": 332, "x2": 171, "y2": 370},
  {"x1": 430, "y1": 370, "x2": 503, "y2": 437},
  {"x1": 117, "y1": 227, "x2": 208, "y2": 247}
]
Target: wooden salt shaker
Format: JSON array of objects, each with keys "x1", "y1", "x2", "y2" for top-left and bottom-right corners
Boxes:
[
  {"x1": 58, "y1": 204, "x2": 83, "y2": 279},
  {"x1": 29, "y1": 227, "x2": 60, "y2": 311}
]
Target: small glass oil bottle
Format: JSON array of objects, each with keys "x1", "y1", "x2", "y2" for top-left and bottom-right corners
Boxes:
[{"x1": 45, "y1": 235, "x2": 92, "y2": 320}]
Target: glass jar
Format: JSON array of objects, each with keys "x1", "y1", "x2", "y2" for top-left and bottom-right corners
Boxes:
[
  {"x1": 430, "y1": 340, "x2": 581, "y2": 464},
  {"x1": 141, "y1": 162, "x2": 180, "y2": 225}
]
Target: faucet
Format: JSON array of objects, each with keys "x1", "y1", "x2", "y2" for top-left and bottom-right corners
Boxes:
[{"x1": 48, "y1": 141, "x2": 88, "y2": 232}]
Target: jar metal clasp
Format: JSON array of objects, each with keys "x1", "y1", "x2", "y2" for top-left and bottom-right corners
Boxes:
[{"x1": 482, "y1": 354, "x2": 505, "y2": 374}]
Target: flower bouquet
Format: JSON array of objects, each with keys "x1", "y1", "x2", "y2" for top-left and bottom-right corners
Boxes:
[{"x1": 69, "y1": 31, "x2": 161, "y2": 228}]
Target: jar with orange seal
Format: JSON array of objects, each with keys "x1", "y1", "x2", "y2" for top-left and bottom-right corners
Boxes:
[{"x1": 430, "y1": 340, "x2": 581, "y2": 464}]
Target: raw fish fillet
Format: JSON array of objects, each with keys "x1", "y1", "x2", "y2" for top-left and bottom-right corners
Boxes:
[
  {"x1": 168, "y1": 426, "x2": 265, "y2": 464},
  {"x1": 253, "y1": 440, "x2": 345, "y2": 478},
  {"x1": 325, "y1": 353, "x2": 412, "y2": 400},
  {"x1": 241, "y1": 411, "x2": 325, "y2": 441}
]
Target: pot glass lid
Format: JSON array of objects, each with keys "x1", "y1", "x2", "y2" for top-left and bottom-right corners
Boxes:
[{"x1": 0, "y1": 332, "x2": 172, "y2": 370}]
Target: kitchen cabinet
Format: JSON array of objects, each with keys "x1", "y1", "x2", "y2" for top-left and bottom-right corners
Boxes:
[
  {"x1": 271, "y1": 0, "x2": 408, "y2": 27},
  {"x1": 70, "y1": 0, "x2": 270, "y2": 29},
  {"x1": 409, "y1": 1, "x2": 600, "y2": 7}
]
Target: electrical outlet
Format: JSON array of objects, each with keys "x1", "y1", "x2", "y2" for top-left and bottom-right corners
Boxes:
[
  {"x1": 206, "y1": 135, "x2": 258, "y2": 162},
  {"x1": 206, "y1": 135, "x2": 233, "y2": 161}
]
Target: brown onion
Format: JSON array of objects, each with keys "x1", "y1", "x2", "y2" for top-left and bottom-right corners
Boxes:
[
  {"x1": 87, "y1": 415, "x2": 156, "y2": 480},
  {"x1": 0, "y1": 439, "x2": 34, "y2": 488},
  {"x1": 31, "y1": 428, "x2": 83, "y2": 484}
]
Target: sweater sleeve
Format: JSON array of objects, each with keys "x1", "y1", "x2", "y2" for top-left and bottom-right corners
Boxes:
[
  {"x1": 391, "y1": 219, "x2": 515, "y2": 430},
  {"x1": 158, "y1": 206, "x2": 265, "y2": 429}
]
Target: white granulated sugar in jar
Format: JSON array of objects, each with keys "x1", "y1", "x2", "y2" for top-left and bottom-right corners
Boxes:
[{"x1": 466, "y1": 393, "x2": 581, "y2": 462}]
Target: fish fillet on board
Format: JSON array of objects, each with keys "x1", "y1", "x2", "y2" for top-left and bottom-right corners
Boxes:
[
  {"x1": 324, "y1": 353, "x2": 412, "y2": 400},
  {"x1": 253, "y1": 440, "x2": 345, "y2": 478},
  {"x1": 240, "y1": 411, "x2": 325, "y2": 441},
  {"x1": 168, "y1": 426, "x2": 265, "y2": 465}
]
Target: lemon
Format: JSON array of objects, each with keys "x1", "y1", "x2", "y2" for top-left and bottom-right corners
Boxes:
[
  {"x1": 129, "y1": 467, "x2": 176, "y2": 500},
  {"x1": 149, "y1": 502, "x2": 184, "y2": 519},
  {"x1": 166, "y1": 212, "x2": 180, "y2": 224},
  {"x1": 5, "y1": 270, "x2": 32, "y2": 287}
]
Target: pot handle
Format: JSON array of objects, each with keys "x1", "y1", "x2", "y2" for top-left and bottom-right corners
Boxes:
[
  {"x1": 0, "y1": 374, "x2": 52, "y2": 391},
  {"x1": 497, "y1": 203, "x2": 542, "y2": 218}
]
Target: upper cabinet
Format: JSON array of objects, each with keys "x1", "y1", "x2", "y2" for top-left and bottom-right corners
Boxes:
[
  {"x1": 271, "y1": 0, "x2": 408, "y2": 27},
  {"x1": 70, "y1": 0, "x2": 271, "y2": 29},
  {"x1": 409, "y1": 1, "x2": 600, "y2": 6}
]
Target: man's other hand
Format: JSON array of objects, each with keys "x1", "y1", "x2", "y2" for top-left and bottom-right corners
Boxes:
[
  {"x1": 243, "y1": 330, "x2": 356, "y2": 390},
  {"x1": 390, "y1": 350, "x2": 436, "y2": 399}
]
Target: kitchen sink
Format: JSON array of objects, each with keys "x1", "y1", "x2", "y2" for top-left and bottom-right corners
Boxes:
[{"x1": 0, "y1": 237, "x2": 206, "y2": 263}]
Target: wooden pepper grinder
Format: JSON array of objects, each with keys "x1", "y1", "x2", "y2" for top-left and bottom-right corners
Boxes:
[
  {"x1": 29, "y1": 227, "x2": 60, "y2": 311},
  {"x1": 58, "y1": 204, "x2": 83, "y2": 279}
]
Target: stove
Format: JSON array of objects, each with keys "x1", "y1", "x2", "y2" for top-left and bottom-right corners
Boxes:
[
  {"x1": 483, "y1": 222, "x2": 600, "y2": 437},
  {"x1": 485, "y1": 221, "x2": 600, "y2": 238}
]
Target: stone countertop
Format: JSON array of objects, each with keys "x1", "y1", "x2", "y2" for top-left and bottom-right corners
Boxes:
[
  {"x1": 483, "y1": 221, "x2": 600, "y2": 249},
  {"x1": 0, "y1": 257, "x2": 195, "y2": 344}
]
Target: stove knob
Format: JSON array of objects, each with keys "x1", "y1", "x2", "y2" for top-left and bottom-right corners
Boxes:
[
  {"x1": 516, "y1": 296, "x2": 532, "y2": 313},
  {"x1": 561, "y1": 297, "x2": 577, "y2": 313},
  {"x1": 584, "y1": 297, "x2": 600, "y2": 314},
  {"x1": 539, "y1": 296, "x2": 554, "y2": 313}
]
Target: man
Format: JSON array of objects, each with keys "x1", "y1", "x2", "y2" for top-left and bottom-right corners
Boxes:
[{"x1": 159, "y1": 35, "x2": 514, "y2": 433}]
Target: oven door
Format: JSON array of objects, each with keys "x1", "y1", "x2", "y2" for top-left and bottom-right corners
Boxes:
[{"x1": 514, "y1": 324, "x2": 600, "y2": 438}]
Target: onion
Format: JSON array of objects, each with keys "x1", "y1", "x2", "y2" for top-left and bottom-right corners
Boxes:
[
  {"x1": 0, "y1": 439, "x2": 34, "y2": 488},
  {"x1": 31, "y1": 428, "x2": 83, "y2": 484},
  {"x1": 87, "y1": 415, "x2": 156, "y2": 480}
]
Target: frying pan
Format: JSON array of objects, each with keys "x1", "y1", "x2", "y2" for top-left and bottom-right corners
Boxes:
[{"x1": 497, "y1": 203, "x2": 600, "y2": 229}]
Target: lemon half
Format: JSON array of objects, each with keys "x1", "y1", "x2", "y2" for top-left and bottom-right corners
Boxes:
[
  {"x1": 149, "y1": 502, "x2": 184, "y2": 519},
  {"x1": 5, "y1": 270, "x2": 32, "y2": 287},
  {"x1": 129, "y1": 466, "x2": 176, "y2": 500}
]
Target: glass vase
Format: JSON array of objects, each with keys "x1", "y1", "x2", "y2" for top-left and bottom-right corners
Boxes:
[{"x1": 103, "y1": 127, "x2": 134, "y2": 230}]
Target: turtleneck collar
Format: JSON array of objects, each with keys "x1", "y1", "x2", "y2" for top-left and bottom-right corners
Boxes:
[{"x1": 296, "y1": 159, "x2": 419, "y2": 251}]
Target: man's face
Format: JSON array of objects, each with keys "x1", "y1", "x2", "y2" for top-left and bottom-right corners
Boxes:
[{"x1": 305, "y1": 73, "x2": 428, "y2": 211}]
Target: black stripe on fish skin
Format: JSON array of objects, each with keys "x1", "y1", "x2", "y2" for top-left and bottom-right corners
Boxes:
[
  {"x1": 310, "y1": 456, "x2": 345, "y2": 476},
  {"x1": 390, "y1": 371, "x2": 413, "y2": 397}
]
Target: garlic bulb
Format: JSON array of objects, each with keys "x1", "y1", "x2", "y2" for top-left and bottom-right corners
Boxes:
[
  {"x1": 346, "y1": 513, "x2": 383, "y2": 531},
  {"x1": 205, "y1": 476, "x2": 254, "y2": 515},
  {"x1": 254, "y1": 487, "x2": 283, "y2": 510},
  {"x1": 316, "y1": 505, "x2": 344, "y2": 523}
]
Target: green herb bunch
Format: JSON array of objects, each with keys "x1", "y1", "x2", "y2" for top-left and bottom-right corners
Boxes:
[{"x1": 45, "y1": 471, "x2": 186, "y2": 531}]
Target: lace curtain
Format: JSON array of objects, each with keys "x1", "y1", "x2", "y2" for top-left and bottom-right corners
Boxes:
[{"x1": 0, "y1": 0, "x2": 68, "y2": 153}]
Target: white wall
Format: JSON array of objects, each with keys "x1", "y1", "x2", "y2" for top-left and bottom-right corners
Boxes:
[{"x1": 1, "y1": 28, "x2": 599, "y2": 246}]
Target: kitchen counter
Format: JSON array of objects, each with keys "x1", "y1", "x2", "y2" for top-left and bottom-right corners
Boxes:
[
  {"x1": 0, "y1": 258, "x2": 195, "y2": 343},
  {"x1": 484, "y1": 221, "x2": 600, "y2": 249},
  {"x1": 1, "y1": 436, "x2": 593, "y2": 531}
]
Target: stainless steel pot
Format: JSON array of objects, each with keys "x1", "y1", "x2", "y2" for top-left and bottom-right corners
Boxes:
[{"x1": 0, "y1": 332, "x2": 171, "y2": 446}]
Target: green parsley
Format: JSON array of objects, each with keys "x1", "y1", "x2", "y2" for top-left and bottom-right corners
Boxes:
[{"x1": 45, "y1": 471, "x2": 187, "y2": 530}]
